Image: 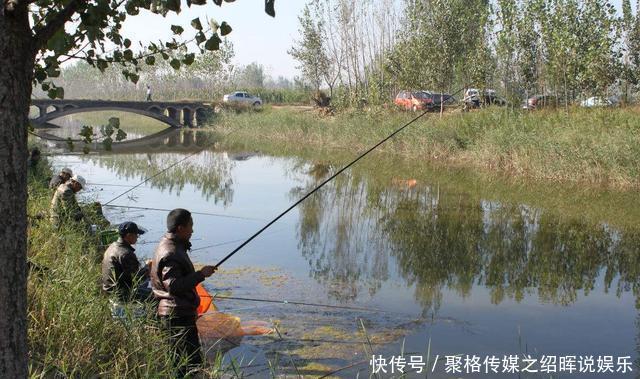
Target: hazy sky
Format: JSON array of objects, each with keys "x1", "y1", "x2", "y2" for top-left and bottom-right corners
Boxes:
[{"x1": 121, "y1": 0, "x2": 628, "y2": 80}]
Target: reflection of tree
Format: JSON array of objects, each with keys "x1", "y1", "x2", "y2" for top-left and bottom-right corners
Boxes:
[
  {"x1": 87, "y1": 143, "x2": 234, "y2": 205},
  {"x1": 291, "y1": 164, "x2": 390, "y2": 302},
  {"x1": 291, "y1": 161, "x2": 640, "y2": 314}
]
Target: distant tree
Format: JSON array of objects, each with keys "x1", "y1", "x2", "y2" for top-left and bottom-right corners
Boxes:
[
  {"x1": 0, "y1": 0, "x2": 275, "y2": 376},
  {"x1": 288, "y1": 2, "x2": 331, "y2": 92}
]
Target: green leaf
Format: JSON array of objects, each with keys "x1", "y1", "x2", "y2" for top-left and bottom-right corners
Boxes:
[
  {"x1": 265, "y1": 0, "x2": 275, "y2": 17},
  {"x1": 191, "y1": 17, "x2": 203, "y2": 30},
  {"x1": 102, "y1": 137, "x2": 113, "y2": 151},
  {"x1": 46, "y1": 67, "x2": 60, "y2": 78},
  {"x1": 145, "y1": 55, "x2": 156, "y2": 65},
  {"x1": 170, "y1": 58, "x2": 181, "y2": 70},
  {"x1": 195, "y1": 31, "x2": 206, "y2": 44},
  {"x1": 204, "y1": 34, "x2": 222, "y2": 51},
  {"x1": 165, "y1": 0, "x2": 180, "y2": 12},
  {"x1": 171, "y1": 25, "x2": 184, "y2": 35},
  {"x1": 220, "y1": 21, "x2": 232, "y2": 36},
  {"x1": 129, "y1": 73, "x2": 139, "y2": 83},
  {"x1": 123, "y1": 49, "x2": 134, "y2": 60},
  {"x1": 161, "y1": 52, "x2": 169, "y2": 60},
  {"x1": 124, "y1": 38, "x2": 131, "y2": 48},
  {"x1": 183, "y1": 53, "x2": 195, "y2": 65},
  {"x1": 47, "y1": 30, "x2": 68, "y2": 54},
  {"x1": 41, "y1": 82, "x2": 50, "y2": 91},
  {"x1": 108, "y1": 117, "x2": 120, "y2": 129},
  {"x1": 34, "y1": 68, "x2": 47, "y2": 82},
  {"x1": 115, "y1": 129, "x2": 128, "y2": 142}
]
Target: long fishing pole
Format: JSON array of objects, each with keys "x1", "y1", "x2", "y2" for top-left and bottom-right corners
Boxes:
[
  {"x1": 212, "y1": 86, "x2": 465, "y2": 269},
  {"x1": 103, "y1": 204, "x2": 263, "y2": 221}
]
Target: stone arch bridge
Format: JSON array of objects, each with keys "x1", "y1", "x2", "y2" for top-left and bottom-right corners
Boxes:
[{"x1": 30, "y1": 99, "x2": 214, "y2": 128}]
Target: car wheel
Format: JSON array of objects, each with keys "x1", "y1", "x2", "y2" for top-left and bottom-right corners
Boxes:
[{"x1": 253, "y1": 102, "x2": 260, "y2": 106}]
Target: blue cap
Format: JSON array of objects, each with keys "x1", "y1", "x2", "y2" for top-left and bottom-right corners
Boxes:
[{"x1": 118, "y1": 221, "x2": 146, "y2": 236}]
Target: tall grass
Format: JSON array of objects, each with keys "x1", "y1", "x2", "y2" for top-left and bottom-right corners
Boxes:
[
  {"x1": 27, "y1": 162, "x2": 179, "y2": 378},
  {"x1": 211, "y1": 106, "x2": 640, "y2": 189}
]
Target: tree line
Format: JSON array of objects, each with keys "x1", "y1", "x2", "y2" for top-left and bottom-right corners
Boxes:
[{"x1": 290, "y1": 0, "x2": 640, "y2": 106}]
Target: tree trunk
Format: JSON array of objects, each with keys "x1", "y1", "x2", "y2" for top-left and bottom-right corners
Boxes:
[{"x1": 0, "y1": 5, "x2": 36, "y2": 377}]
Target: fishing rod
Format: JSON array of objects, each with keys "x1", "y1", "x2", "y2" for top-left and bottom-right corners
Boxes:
[
  {"x1": 212, "y1": 86, "x2": 466, "y2": 270},
  {"x1": 103, "y1": 204, "x2": 263, "y2": 221}
]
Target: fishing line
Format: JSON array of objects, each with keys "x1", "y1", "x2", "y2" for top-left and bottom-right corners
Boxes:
[
  {"x1": 103, "y1": 122, "x2": 247, "y2": 206},
  {"x1": 103, "y1": 204, "x2": 263, "y2": 221},
  {"x1": 191, "y1": 227, "x2": 287, "y2": 252},
  {"x1": 213, "y1": 86, "x2": 466, "y2": 270},
  {"x1": 211, "y1": 294, "x2": 387, "y2": 313}
]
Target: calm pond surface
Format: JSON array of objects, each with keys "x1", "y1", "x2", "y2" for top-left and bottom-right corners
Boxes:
[{"x1": 44, "y1": 116, "x2": 640, "y2": 378}]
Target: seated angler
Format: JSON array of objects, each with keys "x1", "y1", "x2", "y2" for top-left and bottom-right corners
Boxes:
[
  {"x1": 49, "y1": 174, "x2": 86, "y2": 227},
  {"x1": 49, "y1": 167, "x2": 73, "y2": 190},
  {"x1": 102, "y1": 221, "x2": 152, "y2": 302}
]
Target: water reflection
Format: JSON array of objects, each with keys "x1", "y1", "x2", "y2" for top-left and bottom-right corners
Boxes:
[{"x1": 289, "y1": 160, "x2": 640, "y2": 314}]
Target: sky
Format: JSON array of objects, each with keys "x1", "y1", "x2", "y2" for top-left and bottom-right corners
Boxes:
[
  {"x1": 120, "y1": 0, "x2": 629, "y2": 80},
  {"x1": 120, "y1": 1, "x2": 307, "y2": 80}
]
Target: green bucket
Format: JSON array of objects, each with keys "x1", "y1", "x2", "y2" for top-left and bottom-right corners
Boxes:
[{"x1": 99, "y1": 229, "x2": 119, "y2": 246}]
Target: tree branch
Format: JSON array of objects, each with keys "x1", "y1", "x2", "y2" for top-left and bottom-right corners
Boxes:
[{"x1": 32, "y1": 0, "x2": 82, "y2": 50}]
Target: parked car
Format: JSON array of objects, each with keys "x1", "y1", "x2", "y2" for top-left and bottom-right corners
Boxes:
[
  {"x1": 580, "y1": 96, "x2": 618, "y2": 108},
  {"x1": 523, "y1": 95, "x2": 557, "y2": 110},
  {"x1": 394, "y1": 91, "x2": 433, "y2": 111},
  {"x1": 464, "y1": 89, "x2": 507, "y2": 109},
  {"x1": 223, "y1": 91, "x2": 263, "y2": 106},
  {"x1": 428, "y1": 92, "x2": 456, "y2": 108}
]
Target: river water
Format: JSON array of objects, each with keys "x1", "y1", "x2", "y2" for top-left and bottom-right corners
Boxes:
[{"x1": 43, "y1": 115, "x2": 640, "y2": 378}]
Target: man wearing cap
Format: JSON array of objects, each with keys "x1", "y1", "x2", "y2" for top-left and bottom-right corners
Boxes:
[
  {"x1": 102, "y1": 221, "x2": 152, "y2": 302},
  {"x1": 49, "y1": 167, "x2": 73, "y2": 190},
  {"x1": 150, "y1": 208, "x2": 216, "y2": 377},
  {"x1": 50, "y1": 174, "x2": 86, "y2": 227}
]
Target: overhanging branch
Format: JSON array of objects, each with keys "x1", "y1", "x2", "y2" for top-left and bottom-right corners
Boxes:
[{"x1": 32, "y1": 0, "x2": 82, "y2": 50}]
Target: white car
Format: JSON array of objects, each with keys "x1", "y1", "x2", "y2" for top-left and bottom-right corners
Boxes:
[
  {"x1": 580, "y1": 96, "x2": 615, "y2": 108},
  {"x1": 222, "y1": 91, "x2": 263, "y2": 106}
]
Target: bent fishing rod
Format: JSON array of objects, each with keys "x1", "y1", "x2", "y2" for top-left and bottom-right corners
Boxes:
[{"x1": 213, "y1": 86, "x2": 466, "y2": 270}]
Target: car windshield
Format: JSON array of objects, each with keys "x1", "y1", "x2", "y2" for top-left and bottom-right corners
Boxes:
[{"x1": 413, "y1": 92, "x2": 429, "y2": 99}]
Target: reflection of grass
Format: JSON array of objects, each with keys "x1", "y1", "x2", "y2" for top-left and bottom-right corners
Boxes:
[
  {"x1": 209, "y1": 108, "x2": 640, "y2": 230},
  {"x1": 213, "y1": 106, "x2": 640, "y2": 190}
]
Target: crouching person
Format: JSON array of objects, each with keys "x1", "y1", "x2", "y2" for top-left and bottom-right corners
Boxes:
[
  {"x1": 150, "y1": 209, "x2": 216, "y2": 378},
  {"x1": 101, "y1": 221, "x2": 152, "y2": 302}
]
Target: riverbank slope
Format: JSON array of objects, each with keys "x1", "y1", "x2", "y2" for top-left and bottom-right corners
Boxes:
[{"x1": 211, "y1": 106, "x2": 640, "y2": 190}]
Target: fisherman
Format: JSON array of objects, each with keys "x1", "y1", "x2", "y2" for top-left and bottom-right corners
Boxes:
[
  {"x1": 49, "y1": 167, "x2": 73, "y2": 190},
  {"x1": 102, "y1": 221, "x2": 152, "y2": 302},
  {"x1": 150, "y1": 209, "x2": 216, "y2": 377},
  {"x1": 50, "y1": 174, "x2": 86, "y2": 227}
]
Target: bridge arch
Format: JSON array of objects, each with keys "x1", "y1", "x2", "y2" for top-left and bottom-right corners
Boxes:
[{"x1": 33, "y1": 105, "x2": 183, "y2": 128}]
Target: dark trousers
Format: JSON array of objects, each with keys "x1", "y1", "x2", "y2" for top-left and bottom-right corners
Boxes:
[{"x1": 162, "y1": 315, "x2": 203, "y2": 378}]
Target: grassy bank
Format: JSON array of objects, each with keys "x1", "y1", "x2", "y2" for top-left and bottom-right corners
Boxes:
[
  {"x1": 26, "y1": 161, "x2": 179, "y2": 378},
  {"x1": 211, "y1": 106, "x2": 640, "y2": 189}
]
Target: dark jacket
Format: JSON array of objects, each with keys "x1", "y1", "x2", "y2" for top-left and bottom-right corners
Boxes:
[
  {"x1": 151, "y1": 233, "x2": 204, "y2": 317},
  {"x1": 101, "y1": 237, "x2": 148, "y2": 301}
]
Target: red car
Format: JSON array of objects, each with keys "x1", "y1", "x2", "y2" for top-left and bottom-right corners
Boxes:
[{"x1": 394, "y1": 91, "x2": 433, "y2": 111}]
